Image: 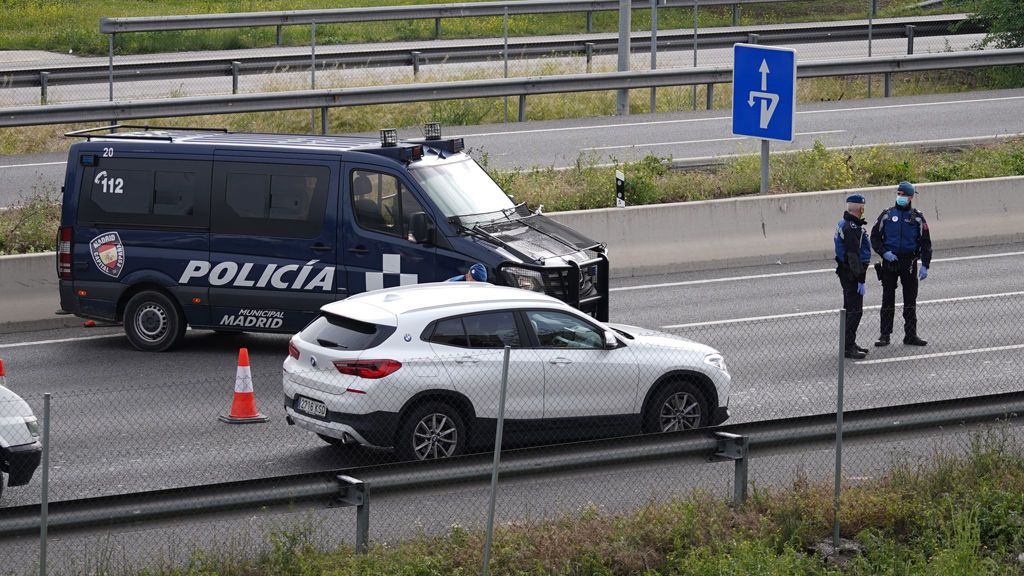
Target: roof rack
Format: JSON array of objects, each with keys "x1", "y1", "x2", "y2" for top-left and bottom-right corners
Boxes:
[{"x1": 64, "y1": 124, "x2": 229, "y2": 141}]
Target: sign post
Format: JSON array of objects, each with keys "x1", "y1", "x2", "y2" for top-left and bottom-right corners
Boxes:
[
  {"x1": 732, "y1": 44, "x2": 796, "y2": 194},
  {"x1": 615, "y1": 170, "x2": 626, "y2": 207}
]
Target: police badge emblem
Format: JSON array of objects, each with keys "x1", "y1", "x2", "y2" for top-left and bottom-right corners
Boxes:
[{"x1": 89, "y1": 232, "x2": 125, "y2": 278}]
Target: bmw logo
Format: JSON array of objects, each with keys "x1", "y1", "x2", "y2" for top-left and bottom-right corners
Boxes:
[
  {"x1": 310, "y1": 356, "x2": 318, "y2": 367},
  {"x1": 404, "y1": 333, "x2": 412, "y2": 342}
]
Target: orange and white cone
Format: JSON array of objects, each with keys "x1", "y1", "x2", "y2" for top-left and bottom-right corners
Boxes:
[
  {"x1": 219, "y1": 348, "x2": 268, "y2": 424},
  {"x1": 0, "y1": 358, "x2": 6, "y2": 388}
]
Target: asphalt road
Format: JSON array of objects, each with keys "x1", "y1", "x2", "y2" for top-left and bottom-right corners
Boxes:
[
  {"x1": 3, "y1": 87, "x2": 1024, "y2": 207},
  {"x1": 0, "y1": 241, "x2": 1020, "y2": 510}
]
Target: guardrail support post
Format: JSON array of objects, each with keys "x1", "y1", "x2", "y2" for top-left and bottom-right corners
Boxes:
[
  {"x1": 434, "y1": 17, "x2": 441, "y2": 39},
  {"x1": 706, "y1": 83, "x2": 713, "y2": 109},
  {"x1": 712, "y1": 432, "x2": 748, "y2": 506},
  {"x1": 411, "y1": 51, "x2": 422, "y2": 79},
  {"x1": 518, "y1": 95, "x2": 526, "y2": 122},
  {"x1": 884, "y1": 73, "x2": 892, "y2": 97},
  {"x1": 747, "y1": 33, "x2": 759, "y2": 45},
  {"x1": 231, "y1": 61, "x2": 240, "y2": 95},
  {"x1": 586, "y1": 11, "x2": 593, "y2": 33},
  {"x1": 321, "y1": 107, "x2": 328, "y2": 134},
  {"x1": 905, "y1": 25, "x2": 916, "y2": 55},
  {"x1": 337, "y1": 475, "x2": 369, "y2": 554},
  {"x1": 732, "y1": 4, "x2": 740, "y2": 26},
  {"x1": 585, "y1": 42, "x2": 594, "y2": 73},
  {"x1": 39, "y1": 72, "x2": 49, "y2": 106}
]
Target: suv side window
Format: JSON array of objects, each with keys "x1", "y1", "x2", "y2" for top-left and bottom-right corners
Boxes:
[
  {"x1": 428, "y1": 312, "x2": 521, "y2": 349},
  {"x1": 527, "y1": 310, "x2": 602, "y2": 349},
  {"x1": 213, "y1": 163, "x2": 329, "y2": 238},
  {"x1": 351, "y1": 170, "x2": 425, "y2": 241},
  {"x1": 77, "y1": 158, "x2": 210, "y2": 228}
]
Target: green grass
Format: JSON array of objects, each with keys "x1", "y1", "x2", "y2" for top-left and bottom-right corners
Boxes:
[
  {"x1": 0, "y1": 0, "x2": 952, "y2": 56},
  {"x1": 72, "y1": 428, "x2": 1024, "y2": 575}
]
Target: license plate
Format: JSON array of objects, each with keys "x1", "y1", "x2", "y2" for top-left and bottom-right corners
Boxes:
[{"x1": 296, "y1": 397, "x2": 327, "y2": 418}]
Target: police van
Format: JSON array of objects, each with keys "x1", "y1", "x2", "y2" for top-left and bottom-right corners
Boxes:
[{"x1": 57, "y1": 125, "x2": 609, "y2": 351}]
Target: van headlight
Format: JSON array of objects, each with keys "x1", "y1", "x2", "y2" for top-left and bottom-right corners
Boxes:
[
  {"x1": 24, "y1": 416, "x2": 39, "y2": 437},
  {"x1": 704, "y1": 353, "x2": 728, "y2": 374},
  {"x1": 501, "y1": 267, "x2": 544, "y2": 292}
]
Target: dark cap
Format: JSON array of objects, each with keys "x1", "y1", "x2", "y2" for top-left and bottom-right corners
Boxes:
[
  {"x1": 845, "y1": 194, "x2": 866, "y2": 204},
  {"x1": 469, "y1": 263, "x2": 487, "y2": 282},
  {"x1": 896, "y1": 181, "x2": 916, "y2": 196}
]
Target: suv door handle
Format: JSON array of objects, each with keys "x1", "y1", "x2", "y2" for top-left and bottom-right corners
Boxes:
[
  {"x1": 455, "y1": 356, "x2": 479, "y2": 365},
  {"x1": 312, "y1": 243, "x2": 332, "y2": 253},
  {"x1": 347, "y1": 246, "x2": 369, "y2": 255},
  {"x1": 548, "y1": 357, "x2": 573, "y2": 365}
]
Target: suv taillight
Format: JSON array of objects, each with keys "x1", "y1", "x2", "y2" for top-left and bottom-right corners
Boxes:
[
  {"x1": 57, "y1": 227, "x2": 73, "y2": 279},
  {"x1": 288, "y1": 339, "x2": 300, "y2": 360},
  {"x1": 333, "y1": 359, "x2": 401, "y2": 379}
]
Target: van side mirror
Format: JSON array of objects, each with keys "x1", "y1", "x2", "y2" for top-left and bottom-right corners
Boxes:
[
  {"x1": 604, "y1": 330, "x2": 618, "y2": 349},
  {"x1": 410, "y1": 212, "x2": 434, "y2": 244}
]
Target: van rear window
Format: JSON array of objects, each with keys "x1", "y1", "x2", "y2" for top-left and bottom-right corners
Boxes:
[{"x1": 300, "y1": 313, "x2": 395, "y2": 350}]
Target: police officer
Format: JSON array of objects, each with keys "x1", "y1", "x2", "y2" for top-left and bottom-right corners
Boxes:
[
  {"x1": 835, "y1": 194, "x2": 872, "y2": 359},
  {"x1": 447, "y1": 263, "x2": 488, "y2": 283},
  {"x1": 870, "y1": 181, "x2": 932, "y2": 347}
]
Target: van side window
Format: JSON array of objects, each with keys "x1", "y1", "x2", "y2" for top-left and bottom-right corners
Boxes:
[
  {"x1": 351, "y1": 170, "x2": 425, "y2": 241},
  {"x1": 77, "y1": 158, "x2": 210, "y2": 228},
  {"x1": 213, "y1": 163, "x2": 329, "y2": 238}
]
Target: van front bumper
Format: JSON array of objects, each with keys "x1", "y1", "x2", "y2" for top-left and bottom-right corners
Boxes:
[{"x1": 3, "y1": 441, "x2": 42, "y2": 486}]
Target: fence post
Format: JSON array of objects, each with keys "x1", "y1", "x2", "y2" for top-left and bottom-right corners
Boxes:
[
  {"x1": 906, "y1": 24, "x2": 915, "y2": 55},
  {"x1": 231, "y1": 61, "x2": 240, "y2": 94},
  {"x1": 833, "y1": 310, "x2": 846, "y2": 549},
  {"x1": 692, "y1": 0, "x2": 699, "y2": 110},
  {"x1": 650, "y1": 0, "x2": 658, "y2": 113},
  {"x1": 504, "y1": 7, "x2": 509, "y2": 124},
  {"x1": 39, "y1": 72, "x2": 49, "y2": 106},
  {"x1": 585, "y1": 42, "x2": 594, "y2": 73},
  {"x1": 481, "y1": 346, "x2": 511, "y2": 576},
  {"x1": 616, "y1": 0, "x2": 630, "y2": 115},
  {"x1": 108, "y1": 34, "x2": 114, "y2": 102},
  {"x1": 39, "y1": 393, "x2": 50, "y2": 576},
  {"x1": 310, "y1": 22, "x2": 317, "y2": 134}
]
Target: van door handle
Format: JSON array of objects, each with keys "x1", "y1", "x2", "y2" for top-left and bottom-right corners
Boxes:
[
  {"x1": 347, "y1": 246, "x2": 369, "y2": 255},
  {"x1": 311, "y1": 243, "x2": 332, "y2": 253},
  {"x1": 548, "y1": 357, "x2": 573, "y2": 365}
]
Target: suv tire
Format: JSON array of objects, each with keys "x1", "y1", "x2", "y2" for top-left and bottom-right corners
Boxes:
[
  {"x1": 643, "y1": 381, "x2": 709, "y2": 433},
  {"x1": 395, "y1": 402, "x2": 467, "y2": 461},
  {"x1": 124, "y1": 290, "x2": 186, "y2": 352}
]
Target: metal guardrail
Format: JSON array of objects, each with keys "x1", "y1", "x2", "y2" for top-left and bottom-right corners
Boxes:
[
  {"x1": 0, "y1": 16, "x2": 976, "y2": 90},
  {"x1": 1, "y1": 390, "x2": 1020, "y2": 543},
  {"x1": 98, "y1": 0, "x2": 796, "y2": 34},
  {"x1": 2, "y1": 48, "x2": 1022, "y2": 128}
]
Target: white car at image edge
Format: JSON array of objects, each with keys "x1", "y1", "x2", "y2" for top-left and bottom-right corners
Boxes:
[
  {"x1": 283, "y1": 283, "x2": 730, "y2": 461},
  {"x1": 1, "y1": 385, "x2": 42, "y2": 501}
]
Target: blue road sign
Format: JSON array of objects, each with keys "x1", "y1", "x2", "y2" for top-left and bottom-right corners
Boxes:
[{"x1": 732, "y1": 44, "x2": 796, "y2": 142}]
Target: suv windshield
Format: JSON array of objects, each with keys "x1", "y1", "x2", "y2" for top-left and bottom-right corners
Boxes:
[{"x1": 408, "y1": 154, "x2": 515, "y2": 225}]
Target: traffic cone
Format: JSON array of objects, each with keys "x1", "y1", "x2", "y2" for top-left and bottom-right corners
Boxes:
[
  {"x1": 219, "y1": 348, "x2": 268, "y2": 424},
  {"x1": 0, "y1": 358, "x2": 6, "y2": 388}
]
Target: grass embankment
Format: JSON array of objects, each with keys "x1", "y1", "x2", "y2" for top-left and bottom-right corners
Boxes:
[
  {"x1": 0, "y1": 0, "x2": 946, "y2": 56},
  {"x1": 119, "y1": 432, "x2": 1024, "y2": 575},
  {"x1": 4, "y1": 137, "x2": 1024, "y2": 256}
]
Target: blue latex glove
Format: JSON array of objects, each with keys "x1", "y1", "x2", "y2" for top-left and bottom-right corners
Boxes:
[
  {"x1": 882, "y1": 251, "x2": 897, "y2": 262},
  {"x1": 857, "y1": 283, "x2": 865, "y2": 296},
  {"x1": 919, "y1": 266, "x2": 928, "y2": 280}
]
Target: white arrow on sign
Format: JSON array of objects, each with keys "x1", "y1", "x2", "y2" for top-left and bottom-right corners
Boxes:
[{"x1": 747, "y1": 58, "x2": 780, "y2": 129}]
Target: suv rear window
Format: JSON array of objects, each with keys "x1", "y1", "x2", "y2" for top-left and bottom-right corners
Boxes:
[{"x1": 300, "y1": 313, "x2": 395, "y2": 350}]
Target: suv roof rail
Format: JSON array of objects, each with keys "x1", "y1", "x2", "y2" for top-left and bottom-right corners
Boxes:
[{"x1": 65, "y1": 125, "x2": 229, "y2": 141}]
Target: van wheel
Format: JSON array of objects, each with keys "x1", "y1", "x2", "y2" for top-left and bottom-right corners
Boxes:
[
  {"x1": 395, "y1": 402, "x2": 467, "y2": 462},
  {"x1": 124, "y1": 291, "x2": 186, "y2": 352},
  {"x1": 643, "y1": 381, "x2": 708, "y2": 433}
]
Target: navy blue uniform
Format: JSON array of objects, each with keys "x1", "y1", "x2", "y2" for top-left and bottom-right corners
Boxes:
[
  {"x1": 835, "y1": 211, "x2": 871, "y2": 349},
  {"x1": 870, "y1": 205, "x2": 932, "y2": 340}
]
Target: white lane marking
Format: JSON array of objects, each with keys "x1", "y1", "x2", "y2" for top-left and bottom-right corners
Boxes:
[
  {"x1": 855, "y1": 344, "x2": 1024, "y2": 365},
  {"x1": 0, "y1": 161, "x2": 66, "y2": 169},
  {"x1": 582, "y1": 131, "x2": 846, "y2": 151},
  {"x1": 0, "y1": 334, "x2": 123, "y2": 349},
  {"x1": 462, "y1": 95, "x2": 1024, "y2": 138},
  {"x1": 612, "y1": 251, "x2": 1024, "y2": 292},
  {"x1": 661, "y1": 290, "x2": 1024, "y2": 329}
]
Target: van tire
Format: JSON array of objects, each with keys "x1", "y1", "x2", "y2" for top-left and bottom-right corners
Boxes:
[{"x1": 124, "y1": 291, "x2": 186, "y2": 352}]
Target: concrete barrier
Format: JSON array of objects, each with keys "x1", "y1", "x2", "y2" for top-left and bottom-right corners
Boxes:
[
  {"x1": 548, "y1": 176, "x2": 1024, "y2": 277},
  {"x1": 2, "y1": 176, "x2": 1022, "y2": 333}
]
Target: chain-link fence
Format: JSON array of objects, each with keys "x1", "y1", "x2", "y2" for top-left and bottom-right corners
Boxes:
[
  {"x1": 0, "y1": 0, "x2": 976, "y2": 118},
  {"x1": 1, "y1": 291, "x2": 1021, "y2": 574}
]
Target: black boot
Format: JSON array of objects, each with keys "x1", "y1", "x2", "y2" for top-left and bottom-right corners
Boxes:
[
  {"x1": 844, "y1": 347, "x2": 867, "y2": 359},
  {"x1": 854, "y1": 343, "x2": 869, "y2": 353},
  {"x1": 874, "y1": 334, "x2": 890, "y2": 347},
  {"x1": 904, "y1": 335, "x2": 928, "y2": 346}
]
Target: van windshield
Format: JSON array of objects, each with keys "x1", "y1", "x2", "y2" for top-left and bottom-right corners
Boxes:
[{"x1": 407, "y1": 155, "x2": 515, "y2": 224}]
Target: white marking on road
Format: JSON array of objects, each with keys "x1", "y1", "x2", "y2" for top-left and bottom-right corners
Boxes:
[
  {"x1": 661, "y1": 290, "x2": 1024, "y2": 329},
  {"x1": 581, "y1": 131, "x2": 845, "y2": 152},
  {"x1": 855, "y1": 344, "x2": 1024, "y2": 365},
  {"x1": 0, "y1": 333, "x2": 123, "y2": 349},
  {"x1": 0, "y1": 161, "x2": 66, "y2": 169},
  {"x1": 461, "y1": 95, "x2": 1024, "y2": 138},
  {"x1": 613, "y1": 251, "x2": 1024, "y2": 292}
]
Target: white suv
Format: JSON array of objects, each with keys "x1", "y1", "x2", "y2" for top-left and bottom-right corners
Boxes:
[
  {"x1": 1, "y1": 385, "x2": 41, "y2": 500},
  {"x1": 283, "y1": 283, "x2": 730, "y2": 461}
]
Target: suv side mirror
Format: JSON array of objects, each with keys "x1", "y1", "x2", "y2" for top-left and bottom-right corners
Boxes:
[
  {"x1": 604, "y1": 330, "x2": 617, "y2": 349},
  {"x1": 409, "y1": 212, "x2": 434, "y2": 245}
]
